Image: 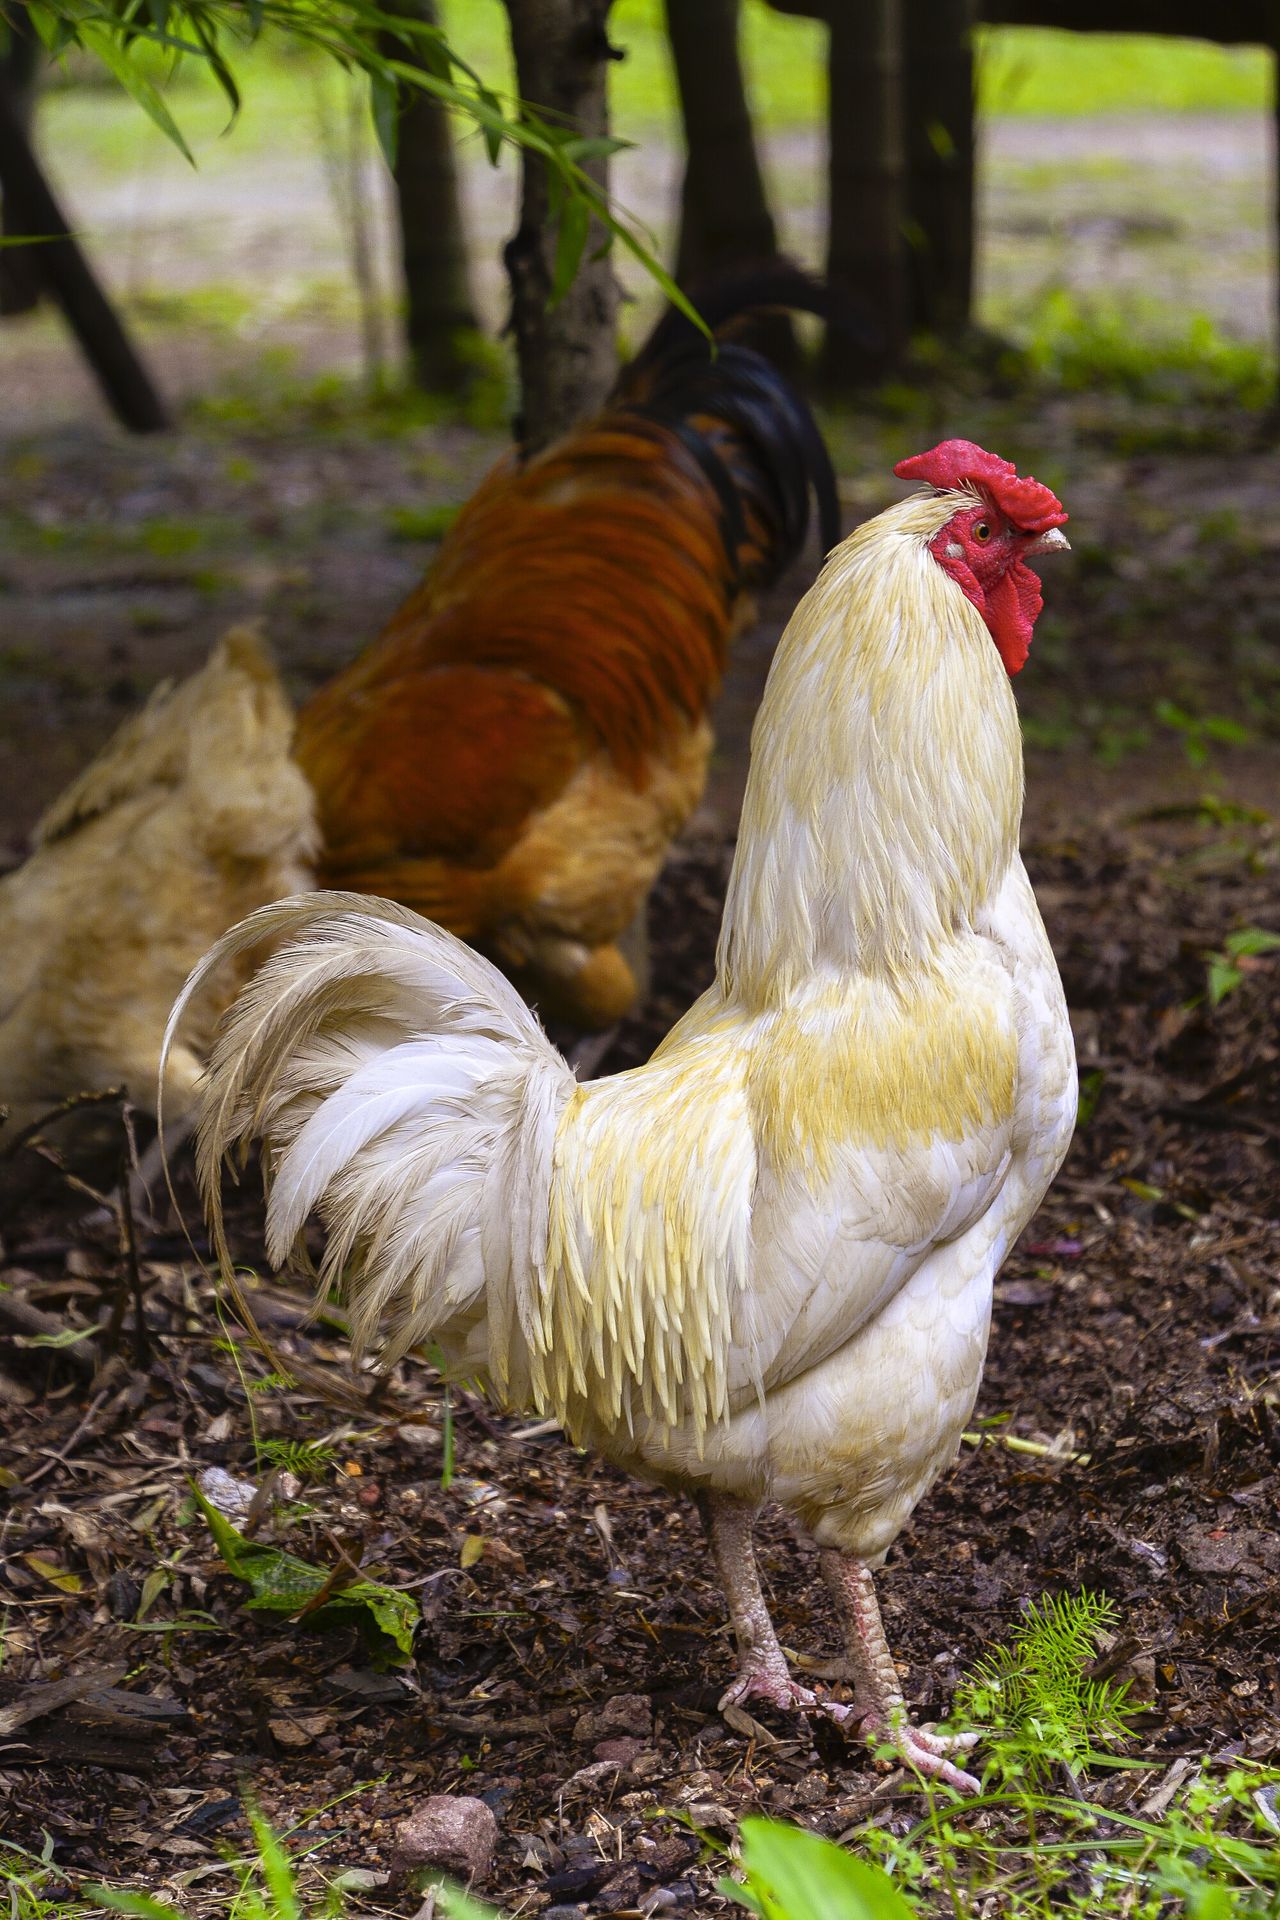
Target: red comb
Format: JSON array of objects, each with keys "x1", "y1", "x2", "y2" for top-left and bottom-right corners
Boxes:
[{"x1": 894, "y1": 440, "x2": 1067, "y2": 534}]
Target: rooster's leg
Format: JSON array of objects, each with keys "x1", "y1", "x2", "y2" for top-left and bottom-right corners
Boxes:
[
  {"x1": 819, "y1": 1552, "x2": 980, "y2": 1793},
  {"x1": 700, "y1": 1494, "x2": 815, "y2": 1714}
]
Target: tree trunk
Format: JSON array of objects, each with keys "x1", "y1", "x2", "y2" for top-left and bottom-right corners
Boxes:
[
  {"x1": 0, "y1": 12, "x2": 42, "y2": 316},
  {"x1": 665, "y1": 0, "x2": 794, "y2": 362},
  {"x1": 903, "y1": 0, "x2": 974, "y2": 335},
  {"x1": 0, "y1": 71, "x2": 170, "y2": 430},
  {"x1": 383, "y1": 0, "x2": 480, "y2": 389},
  {"x1": 824, "y1": 0, "x2": 908, "y2": 380},
  {"x1": 502, "y1": 0, "x2": 619, "y2": 450},
  {"x1": 665, "y1": 0, "x2": 780, "y2": 284}
]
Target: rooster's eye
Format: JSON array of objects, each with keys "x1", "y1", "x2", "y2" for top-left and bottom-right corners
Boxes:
[{"x1": 973, "y1": 521, "x2": 992, "y2": 544}]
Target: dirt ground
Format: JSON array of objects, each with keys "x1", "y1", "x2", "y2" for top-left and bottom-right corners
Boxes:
[{"x1": 0, "y1": 794, "x2": 1277, "y2": 1915}]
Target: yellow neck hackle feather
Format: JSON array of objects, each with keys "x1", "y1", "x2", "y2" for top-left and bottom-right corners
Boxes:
[
  {"x1": 530, "y1": 489, "x2": 1026, "y2": 1444},
  {"x1": 719, "y1": 489, "x2": 1023, "y2": 1003}
]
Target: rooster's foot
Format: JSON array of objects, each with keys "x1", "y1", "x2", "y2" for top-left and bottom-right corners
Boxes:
[
  {"x1": 826, "y1": 1702, "x2": 981, "y2": 1793},
  {"x1": 718, "y1": 1667, "x2": 817, "y2": 1716},
  {"x1": 818, "y1": 1550, "x2": 981, "y2": 1793},
  {"x1": 702, "y1": 1496, "x2": 818, "y2": 1721}
]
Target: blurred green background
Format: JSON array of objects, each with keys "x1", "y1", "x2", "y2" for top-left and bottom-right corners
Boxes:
[{"x1": 6, "y1": 7, "x2": 1273, "y2": 424}]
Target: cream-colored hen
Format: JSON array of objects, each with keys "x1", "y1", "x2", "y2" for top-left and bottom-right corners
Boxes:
[
  {"x1": 0, "y1": 627, "x2": 317, "y2": 1138},
  {"x1": 174, "y1": 445, "x2": 1075, "y2": 1790}
]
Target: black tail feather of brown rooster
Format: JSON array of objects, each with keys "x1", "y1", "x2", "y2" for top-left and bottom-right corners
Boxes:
[{"x1": 612, "y1": 260, "x2": 851, "y2": 577}]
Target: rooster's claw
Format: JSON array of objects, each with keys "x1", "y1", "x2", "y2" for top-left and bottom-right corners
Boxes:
[{"x1": 825, "y1": 1703, "x2": 981, "y2": 1793}]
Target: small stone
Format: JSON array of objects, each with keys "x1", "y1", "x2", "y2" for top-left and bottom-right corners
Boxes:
[
  {"x1": 1182, "y1": 1525, "x2": 1280, "y2": 1577},
  {"x1": 197, "y1": 1466, "x2": 257, "y2": 1525},
  {"x1": 391, "y1": 1795, "x2": 498, "y2": 1884},
  {"x1": 329, "y1": 1868, "x2": 388, "y2": 1893},
  {"x1": 573, "y1": 1691, "x2": 652, "y2": 1743},
  {"x1": 791, "y1": 1773, "x2": 830, "y2": 1808},
  {"x1": 683, "y1": 1800, "x2": 734, "y2": 1835},
  {"x1": 268, "y1": 1718, "x2": 315, "y2": 1749},
  {"x1": 561, "y1": 1758, "x2": 624, "y2": 1796},
  {"x1": 592, "y1": 1735, "x2": 645, "y2": 1766},
  {"x1": 106, "y1": 1571, "x2": 140, "y2": 1620},
  {"x1": 1127, "y1": 1653, "x2": 1158, "y2": 1700}
]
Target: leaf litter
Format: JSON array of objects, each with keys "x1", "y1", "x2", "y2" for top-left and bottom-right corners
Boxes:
[{"x1": 0, "y1": 792, "x2": 1275, "y2": 1915}]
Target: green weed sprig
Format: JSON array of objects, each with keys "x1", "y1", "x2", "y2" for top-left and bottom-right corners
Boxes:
[{"x1": 952, "y1": 1590, "x2": 1139, "y2": 1784}]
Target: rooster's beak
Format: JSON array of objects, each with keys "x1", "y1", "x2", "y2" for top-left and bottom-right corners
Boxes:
[{"x1": 1025, "y1": 526, "x2": 1070, "y2": 556}]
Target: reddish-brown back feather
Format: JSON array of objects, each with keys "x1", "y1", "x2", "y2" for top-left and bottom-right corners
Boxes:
[{"x1": 296, "y1": 295, "x2": 836, "y2": 1003}]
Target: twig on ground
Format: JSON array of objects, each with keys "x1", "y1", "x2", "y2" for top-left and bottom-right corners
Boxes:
[
  {"x1": 0, "y1": 1292, "x2": 101, "y2": 1375},
  {"x1": 116, "y1": 1108, "x2": 151, "y2": 1368},
  {"x1": 0, "y1": 1665, "x2": 130, "y2": 1738},
  {"x1": 22, "y1": 1388, "x2": 111, "y2": 1486}
]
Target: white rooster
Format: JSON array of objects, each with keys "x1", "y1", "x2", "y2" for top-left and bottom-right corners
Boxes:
[{"x1": 169, "y1": 439, "x2": 1075, "y2": 1790}]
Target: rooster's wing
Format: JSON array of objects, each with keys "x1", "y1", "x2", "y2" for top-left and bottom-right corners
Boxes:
[{"x1": 299, "y1": 666, "x2": 585, "y2": 933}]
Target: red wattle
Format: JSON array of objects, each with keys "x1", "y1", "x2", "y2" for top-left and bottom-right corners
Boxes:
[{"x1": 984, "y1": 561, "x2": 1044, "y2": 675}]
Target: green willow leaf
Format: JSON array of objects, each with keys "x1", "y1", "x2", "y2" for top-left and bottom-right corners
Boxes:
[
  {"x1": 1224, "y1": 925, "x2": 1280, "y2": 957},
  {"x1": 78, "y1": 20, "x2": 195, "y2": 162},
  {"x1": 550, "y1": 194, "x2": 590, "y2": 308},
  {"x1": 726, "y1": 1819, "x2": 918, "y2": 1920},
  {"x1": 477, "y1": 82, "x2": 505, "y2": 164},
  {"x1": 369, "y1": 67, "x2": 399, "y2": 168},
  {"x1": 188, "y1": 8, "x2": 240, "y2": 126},
  {"x1": 1207, "y1": 958, "x2": 1242, "y2": 1006}
]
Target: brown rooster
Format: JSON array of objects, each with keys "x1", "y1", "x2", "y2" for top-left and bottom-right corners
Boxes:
[{"x1": 295, "y1": 275, "x2": 839, "y2": 1030}]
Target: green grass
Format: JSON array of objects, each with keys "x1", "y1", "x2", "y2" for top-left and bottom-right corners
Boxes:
[
  {"x1": 414, "y1": 9, "x2": 1278, "y2": 130},
  {"x1": 978, "y1": 27, "x2": 1270, "y2": 117},
  {"x1": 1018, "y1": 290, "x2": 1274, "y2": 408}
]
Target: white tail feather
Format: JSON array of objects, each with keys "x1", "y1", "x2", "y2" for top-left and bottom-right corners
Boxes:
[{"x1": 162, "y1": 892, "x2": 575, "y2": 1394}]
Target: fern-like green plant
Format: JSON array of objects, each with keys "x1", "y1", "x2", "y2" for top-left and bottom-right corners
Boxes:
[
  {"x1": 246, "y1": 1370, "x2": 300, "y2": 1397},
  {"x1": 952, "y1": 1590, "x2": 1139, "y2": 1783},
  {"x1": 257, "y1": 1437, "x2": 338, "y2": 1482}
]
